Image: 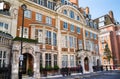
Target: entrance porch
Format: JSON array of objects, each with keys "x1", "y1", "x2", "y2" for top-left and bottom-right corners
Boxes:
[{"x1": 12, "y1": 41, "x2": 40, "y2": 79}]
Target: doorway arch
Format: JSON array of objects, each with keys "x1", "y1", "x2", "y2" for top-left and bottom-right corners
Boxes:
[
  {"x1": 22, "y1": 53, "x2": 34, "y2": 74},
  {"x1": 84, "y1": 57, "x2": 89, "y2": 71}
]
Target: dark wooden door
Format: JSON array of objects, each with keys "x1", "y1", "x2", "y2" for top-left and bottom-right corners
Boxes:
[{"x1": 84, "y1": 57, "x2": 89, "y2": 71}]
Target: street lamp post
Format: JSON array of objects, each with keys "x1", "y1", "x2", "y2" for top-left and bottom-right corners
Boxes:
[{"x1": 19, "y1": 4, "x2": 27, "y2": 79}]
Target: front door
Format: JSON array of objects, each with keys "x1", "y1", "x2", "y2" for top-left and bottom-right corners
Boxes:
[
  {"x1": 84, "y1": 57, "x2": 89, "y2": 71},
  {"x1": 22, "y1": 53, "x2": 33, "y2": 74}
]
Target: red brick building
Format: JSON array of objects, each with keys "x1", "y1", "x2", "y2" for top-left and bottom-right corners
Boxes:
[{"x1": 95, "y1": 11, "x2": 120, "y2": 69}]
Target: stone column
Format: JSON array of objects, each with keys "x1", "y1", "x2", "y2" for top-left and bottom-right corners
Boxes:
[
  {"x1": 74, "y1": 55, "x2": 76, "y2": 67},
  {"x1": 11, "y1": 50, "x2": 19, "y2": 79},
  {"x1": 43, "y1": 53, "x2": 45, "y2": 67},
  {"x1": 57, "y1": 16, "x2": 62, "y2": 68},
  {"x1": 43, "y1": 27, "x2": 46, "y2": 49},
  {"x1": 34, "y1": 52, "x2": 40, "y2": 79},
  {"x1": 68, "y1": 55, "x2": 70, "y2": 67},
  {"x1": 31, "y1": 25, "x2": 35, "y2": 39},
  {"x1": 89, "y1": 56, "x2": 93, "y2": 72},
  {"x1": 81, "y1": 56, "x2": 85, "y2": 73},
  {"x1": 52, "y1": 53, "x2": 54, "y2": 67}
]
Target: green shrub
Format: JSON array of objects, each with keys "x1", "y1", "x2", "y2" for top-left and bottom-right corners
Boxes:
[
  {"x1": 54, "y1": 65, "x2": 59, "y2": 70},
  {"x1": 13, "y1": 37, "x2": 38, "y2": 43},
  {"x1": 27, "y1": 68, "x2": 33, "y2": 76},
  {"x1": 45, "y1": 66, "x2": 53, "y2": 71}
]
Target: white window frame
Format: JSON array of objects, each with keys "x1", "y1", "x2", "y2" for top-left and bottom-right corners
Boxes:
[
  {"x1": 36, "y1": 13, "x2": 42, "y2": 22},
  {"x1": 53, "y1": 33, "x2": 57, "y2": 46},
  {"x1": 0, "y1": 51, "x2": 6, "y2": 67},
  {"x1": 45, "y1": 53, "x2": 51, "y2": 66},
  {"x1": 46, "y1": 16, "x2": 52, "y2": 25},
  {"x1": 70, "y1": 55, "x2": 74, "y2": 67},
  {"x1": 47, "y1": 1, "x2": 53, "y2": 9},
  {"x1": 78, "y1": 40, "x2": 83, "y2": 50},
  {"x1": 61, "y1": 35, "x2": 68, "y2": 48},
  {"x1": 23, "y1": 27, "x2": 28, "y2": 38},
  {"x1": 99, "y1": 16, "x2": 105, "y2": 22},
  {"x1": 62, "y1": 55, "x2": 68, "y2": 67},
  {"x1": 70, "y1": 24, "x2": 74, "y2": 32},
  {"x1": 24, "y1": 10, "x2": 31, "y2": 18},
  {"x1": 69, "y1": 36, "x2": 74, "y2": 48},
  {"x1": 77, "y1": 27, "x2": 80, "y2": 34},
  {"x1": 63, "y1": 22, "x2": 68, "y2": 30},
  {"x1": 46, "y1": 30, "x2": 51, "y2": 45},
  {"x1": 0, "y1": 22, "x2": 9, "y2": 33}
]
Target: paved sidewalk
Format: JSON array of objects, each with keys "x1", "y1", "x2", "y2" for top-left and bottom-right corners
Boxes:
[
  {"x1": 40, "y1": 71, "x2": 101, "y2": 79},
  {"x1": 22, "y1": 70, "x2": 120, "y2": 79}
]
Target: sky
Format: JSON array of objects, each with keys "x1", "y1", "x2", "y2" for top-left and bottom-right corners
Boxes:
[{"x1": 79, "y1": 0, "x2": 120, "y2": 22}]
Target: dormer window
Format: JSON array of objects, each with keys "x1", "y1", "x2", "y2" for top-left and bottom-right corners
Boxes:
[
  {"x1": 61, "y1": 0, "x2": 65, "y2": 4},
  {"x1": 61, "y1": 0, "x2": 68, "y2": 4},
  {"x1": 0, "y1": 2, "x2": 10, "y2": 16},
  {"x1": 99, "y1": 16, "x2": 105, "y2": 22},
  {"x1": 94, "y1": 22, "x2": 98, "y2": 29},
  {"x1": 88, "y1": 14, "x2": 91, "y2": 19},
  {"x1": 86, "y1": 18, "x2": 89, "y2": 26},
  {"x1": 90, "y1": 21, "x2": 94, "y2": 28},
  {"x1": 47, "y1": 1, "x2": 53, "y2": 10}
]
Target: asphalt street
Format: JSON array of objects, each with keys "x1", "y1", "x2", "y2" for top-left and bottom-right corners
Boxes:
[{"x1": 41, "y1": 70, "x2": 120, "y2": 79}]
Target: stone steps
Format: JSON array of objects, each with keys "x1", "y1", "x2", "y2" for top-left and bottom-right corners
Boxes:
[{"x1": 22, "y1": 75, "x2": 35, "y2": 79}]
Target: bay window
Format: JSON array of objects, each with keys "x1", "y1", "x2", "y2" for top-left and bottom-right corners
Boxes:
[{"x1": 46, "y1": 31, "x2": 51, "y2": 45}]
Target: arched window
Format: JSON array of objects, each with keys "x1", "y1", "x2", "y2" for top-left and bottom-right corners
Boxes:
[
  {"x1": 63, "y1": 10, "x2": 67, "y2": 15},
  {"x1": 70, "y1": 10, "x2": 74, "y2": 19},
  {"x1": 77, "y1": 16, "x2": 80, "y2": 21}
]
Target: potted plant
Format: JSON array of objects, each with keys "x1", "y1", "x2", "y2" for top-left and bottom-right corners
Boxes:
[
  {"x1": 54, "y1": 65, "x2": 59, "y2": 70},
  {"x1": 45, "y1": 66, "x2": 53, "y2": 71},
  {"x1": 27, "y1": 68, "x2": 33, "y2": 76}
]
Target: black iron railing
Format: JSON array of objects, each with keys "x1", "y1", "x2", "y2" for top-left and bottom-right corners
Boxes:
[
  {"x1": 0, "y1": 10, "x2": 10, "y2": 16},
  {"x1": 0, "y1": 64, "x2": 11, "y2": 79}
]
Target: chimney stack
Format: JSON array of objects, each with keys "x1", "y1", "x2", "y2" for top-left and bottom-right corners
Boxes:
[
  {"x1": 109, "y1": 10, "x2": 114, "y2": 23},
  {"x1": 85, "y1": 7, "x2": 89, "y2": 15}
]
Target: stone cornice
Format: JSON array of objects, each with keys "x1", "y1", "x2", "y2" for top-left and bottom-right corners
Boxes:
[{"x1": 19, "y1": 0, "x2": 57, "y2": 15}]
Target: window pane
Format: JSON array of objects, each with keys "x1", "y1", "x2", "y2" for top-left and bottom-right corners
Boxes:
[
  {"x1": 46, "y1": 16, "x2": 52, "y2": 25},
  {"x1": 0, "y1": 60, "x2": 1, "y2": 67},
  {"x1": 40, "y1": 53, "x2": 42, "y2": 66},
  {"x1": 53, "y1": 33, "x2": 57, "y2": 46},
  {"x1": 36, "y1": 13, "x2": 42, "y2": 21},
  {"x1": 86, "y1": 31, "x2": 89, "y2": 37},
  {"x1": 45, "y1": 53, "x2": 51, "y2": 66},
  {"x1": 3, "y1": 51, "x2": 6, "y2": 58},
  {"x1": 70, "y1": 11, "x2": 74, "y2": 19},
  {"x1": 63, "y1": 10, "x2": 67, "y2": 14},
  {"x1": 54, "y1": 54, "x2": 57, "y2": 66},
  {"x1": 4, "y1": 23, "x2": 8, "y2": 29},
  {"x1": 77, "y1": 27, "x2": 80, "y2": 34},
  {"x1": 24, "y1": 10, "x2": 31, "y2": 18},
  {"x1": 46, "y1": 31, "x2": 51, "y2": 45},
  {"x1": 70, "y1": 55, "x2": 74, "y2": 67},
  {"x1": 62, "y1": 55, "x2": 68, "y2": 67},
  {"x1": 63, "y1": 22, "x2": 68, "y2": 29},
  {"x1": 70, "y1": 24, "x2": 74, "y2": 32},
  {"x1": 0, "y1": 51, "x2": 2, "y2": 58},
  {"x1": 77, "y1": 16, "x2": 80, "y2": 20}
]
